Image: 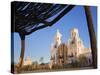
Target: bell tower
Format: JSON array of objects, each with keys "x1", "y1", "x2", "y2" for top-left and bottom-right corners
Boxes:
[
  {"x1": 54, "y1": 29, "x2": 62, "y2": 47},
  {"x1": 54, "y1": 29, "x2": 62, "y2": 64},
  {"x1": 50, "y1": 29, "x2": 62, "y2": 67}
]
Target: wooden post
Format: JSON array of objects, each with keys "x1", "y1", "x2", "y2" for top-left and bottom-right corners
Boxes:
[
  {"x1": 84, "y1": 6, "x2": 97, "y2": 68},
  {"x1": 18, "y1": 34, "x2": 25, "y2": 70}
]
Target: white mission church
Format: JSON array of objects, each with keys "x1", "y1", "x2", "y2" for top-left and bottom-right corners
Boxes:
[{"x1": 50, "y1": 28, "x2": 92, "y2": 68}]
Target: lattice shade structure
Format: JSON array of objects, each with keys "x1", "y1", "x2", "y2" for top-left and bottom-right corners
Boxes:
[{"x1": 12, "y1": 1, "x2": 75, "y2": 35}]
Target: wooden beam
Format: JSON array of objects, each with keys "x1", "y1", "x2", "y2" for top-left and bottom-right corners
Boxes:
[
  {"x1": 17, "y1": 34, "x2": 25, "y2": 72},
  {"x1": 84, "y1": 6, "x2": 97, "y2": 68}
]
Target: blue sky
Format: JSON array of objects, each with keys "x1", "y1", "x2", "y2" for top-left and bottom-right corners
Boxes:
[{"x1": 13, "y1": 5, "x2": 97, "y2": 64}]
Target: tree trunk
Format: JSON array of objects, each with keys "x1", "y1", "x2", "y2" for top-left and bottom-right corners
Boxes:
[
  {"x1": 18, "y1": 34, "x2": 25, "y2": 68},
  {"x1": 84, "y1": 6, "x2": 97, "y2": 68}
]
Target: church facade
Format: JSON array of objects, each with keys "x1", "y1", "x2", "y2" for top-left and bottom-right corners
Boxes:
[{"x1": 50, "y1": 28, "x2": 92, "y2": 68}]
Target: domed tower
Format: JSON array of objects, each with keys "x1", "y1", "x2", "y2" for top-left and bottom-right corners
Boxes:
[
  {"x1": 54, "y1": 29, "x2": 62, "y2": 64},
  {"x1": 70, "y1": 28, "x2": 79, "y2": 41},
  {"x1": 50, "y1": 29, "x2": 62, "y2": 68},
  {"x1": 50, "y1": 29, "x2": 62, "y2": 65},
  {"x1": 67, "y1": 28, "x2": 79, "y2": 57},
  {"x1": 67, "y1": 28, "x2": 85, "y2": 58},
  {"x1": 54, "y1": 29, "x2": 62, "y2": 47}
]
